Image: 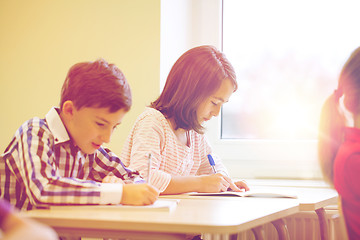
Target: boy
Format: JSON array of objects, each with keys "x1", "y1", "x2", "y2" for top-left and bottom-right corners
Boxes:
[{"x1": 0, "y1": 59, "x2": 159, "y2": 210}]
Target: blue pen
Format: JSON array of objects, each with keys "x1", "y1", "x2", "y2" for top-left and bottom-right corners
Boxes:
[{"x1": 207, "y1": 154, "x2": 216, "y2": 173}]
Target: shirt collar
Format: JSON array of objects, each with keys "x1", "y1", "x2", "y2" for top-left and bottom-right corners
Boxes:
[{"x1": 45, "y1": 107, "x2": 70, "y2": 144}]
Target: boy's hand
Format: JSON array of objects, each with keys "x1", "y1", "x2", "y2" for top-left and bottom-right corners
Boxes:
[
  {"x1": 102, "y1": 175, "x2": 125, "y2": 184},
  {"x1": 121, "y1": 183, "x2": 159, "y2": 205}
]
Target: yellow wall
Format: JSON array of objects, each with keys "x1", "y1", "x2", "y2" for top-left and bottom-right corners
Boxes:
[{"x1": 0, "y1": 0, "x2": 160, "y2": 155}]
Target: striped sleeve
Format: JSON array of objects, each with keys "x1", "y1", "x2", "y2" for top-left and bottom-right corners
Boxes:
[
  {"x1": 121, "y1": 110, "x2": 172, "y2": 192},
  {"x1": 91, "y1": 147, "x2": 142, "y2": 182}
]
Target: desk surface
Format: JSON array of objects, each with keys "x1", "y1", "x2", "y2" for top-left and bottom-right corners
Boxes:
[
  {"x1": 244, "y1": 179, "x2": 331, "y2": 188},
  {"x1": 160, "y1": 184, "x2": 338, "y2": 211},
  {"x1": 244, "y1": 180, "x2": 338, "y2": 211},
  {"x1": 289, "y1": 187, "x2": 338, "y2": 211},
  {"x1": 26, "y1": 197, "x2": 298, "y2": 238},
  {"x1": 241, "y1": 185, "x2": 338, "y2": 211}
]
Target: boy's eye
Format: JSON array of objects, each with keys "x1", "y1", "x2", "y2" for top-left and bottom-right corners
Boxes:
[{"x1": 212, "y1": 101, "x2": 219, "y2": 106}]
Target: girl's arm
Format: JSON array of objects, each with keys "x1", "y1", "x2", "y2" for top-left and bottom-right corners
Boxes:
[{"x1": 161, "y1": 173, "x2": 240, "y2": 194}]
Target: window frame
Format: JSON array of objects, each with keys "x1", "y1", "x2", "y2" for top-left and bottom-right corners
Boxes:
[
  {"x1": 208, "y1": 0, "x2": 321, "y2": 179},
  {"x1": 205, "y1": 116, "x2": 320, "y2": 179}
]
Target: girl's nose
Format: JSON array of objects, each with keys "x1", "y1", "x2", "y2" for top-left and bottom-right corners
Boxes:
[{"x1": 212, "y1": 105, "x2": 221, "y2": 117}]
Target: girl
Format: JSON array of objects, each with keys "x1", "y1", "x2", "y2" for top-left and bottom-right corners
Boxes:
[
  {"x1": 121, "y1": 45, "x2": 249, "y2": 194},
  {"x1": 318, "y1": 46, "x2": 360, "y2": 239}
]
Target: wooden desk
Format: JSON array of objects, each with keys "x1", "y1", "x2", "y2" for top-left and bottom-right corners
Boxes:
[
  {"x1": 25, "y1": 198, "x2": 299, "y2": 240},
  {"x1": 288, "y1": 186, "x2": 338, "y2": 240},
  {"x1": 243, "y1": 182, "x2": 338, "y2": 240},
  {"x1": 160, "y1": 184, "x2": 338, "y2": 240}
]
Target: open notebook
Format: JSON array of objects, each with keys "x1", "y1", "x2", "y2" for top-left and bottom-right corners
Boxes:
[
  {"x1": 188, "y1": 188, "x2": 298, "y2": 199},
  {"x1": 48, "y1": 199, "x2": 180, "y2": 212}
]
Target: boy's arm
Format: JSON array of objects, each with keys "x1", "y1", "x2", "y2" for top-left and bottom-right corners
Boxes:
[
  {"x1": 88, "y1": 147, "x2": 161, "y2": 205},
  {"x1": 91, "y1": 147, "x2": 143, "y2": 183},
  {"x1": 5, "y1": 124, "x2": 122, "y2": 207}
]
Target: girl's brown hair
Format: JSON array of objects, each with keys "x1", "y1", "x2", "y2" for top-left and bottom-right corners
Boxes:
[{"x1": 151, "y1": 45, "x2": 237, "y2": 134}]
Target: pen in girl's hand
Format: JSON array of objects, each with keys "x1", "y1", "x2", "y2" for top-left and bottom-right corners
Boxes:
[
  {"x1": 147, "y1": 153, "x2": 152, "y2": 183},
  {"x1": 207, "y1": 154, "x2": 216, "y2": 173}
]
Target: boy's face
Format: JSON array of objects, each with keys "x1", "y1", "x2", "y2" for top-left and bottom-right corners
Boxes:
[{"x1": 61, "y1": 102, "x2": 127, "y2": 154}]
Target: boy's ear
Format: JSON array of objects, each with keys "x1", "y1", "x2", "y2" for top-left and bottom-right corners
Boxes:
[{"x1": 61, "y1": 101, "x2": 76, "y2": 119}]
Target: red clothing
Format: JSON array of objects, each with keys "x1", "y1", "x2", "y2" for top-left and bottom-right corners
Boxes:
[{"x1": 334, "y1": 127, "x2": 360, "y2": 240}]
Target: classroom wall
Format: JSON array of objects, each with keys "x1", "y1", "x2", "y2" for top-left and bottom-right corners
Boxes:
[{"x1": 0, "y1": 0, "x2": 160, "y2": 155}]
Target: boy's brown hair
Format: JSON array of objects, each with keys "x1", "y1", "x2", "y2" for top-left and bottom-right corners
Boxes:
[
  {"x1": 60, "y1": 58, "x2": 132, "y2": 113},
  {"x1": 151, "y1": 45, "x2": 237, "y2": 134}
]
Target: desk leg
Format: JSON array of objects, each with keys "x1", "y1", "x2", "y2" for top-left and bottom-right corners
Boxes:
[
  {"x1": 271, "y1": 219, "x2": 290, "y2": 240},
  {"x1": 251, "y1": 225, "x2": 265, "y2": 240},
  {"x1": 229, "y1": 233, "x2": 238, "y2": 240},
  {"x1": 315, "y1": 207, "x2": 329, "y2": 240}
]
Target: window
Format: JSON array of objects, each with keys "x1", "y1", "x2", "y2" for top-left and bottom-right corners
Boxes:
[
  {"x1": 222, "y1": 0, "x2": 360, "y2": 139},
  {"x1": 208, "y1": 0, "x2": 360, "y2": 179}
]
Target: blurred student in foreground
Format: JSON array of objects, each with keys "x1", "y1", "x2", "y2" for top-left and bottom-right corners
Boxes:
[
  {"x1": 319, "y1": 46, "x2": 360, "y2": 240},
  {"x1": 0, "y1": 198, "x2": 58, "y2": 240}
]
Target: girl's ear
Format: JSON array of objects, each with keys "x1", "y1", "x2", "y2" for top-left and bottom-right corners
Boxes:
[{"x1": 61, "y1": 100, "x2": 76, "y2": 119}]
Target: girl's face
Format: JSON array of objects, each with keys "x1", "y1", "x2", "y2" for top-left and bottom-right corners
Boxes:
[{"x1": 196, "y1": 78, "x2": 235, "y2": 124}]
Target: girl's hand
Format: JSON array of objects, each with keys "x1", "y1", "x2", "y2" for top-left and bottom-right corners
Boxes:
[
  {"x1": 121, "y1": 183, "x2": 159, "y2": 205},
  {"x1": 199, "y1": 173, "x2": 241, "y2": 193},
  {"x1": 234, "y1": 180, "x2": 250, "y2": 191}
]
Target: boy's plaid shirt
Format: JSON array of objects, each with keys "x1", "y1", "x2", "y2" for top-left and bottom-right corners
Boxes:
[{"x1": 0, "y1": 108, "x2": 140, "y2": 210}]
